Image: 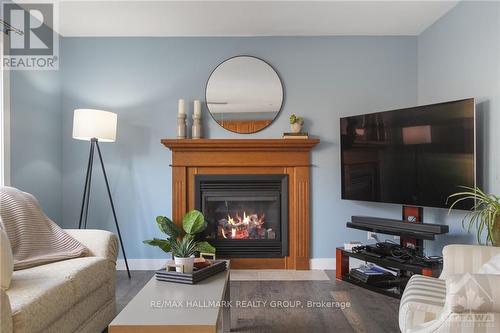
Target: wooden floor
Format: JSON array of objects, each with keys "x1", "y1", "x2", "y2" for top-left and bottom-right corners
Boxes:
[{"x1": 115, "y1": 270, "x2": 400, "y2": 333}]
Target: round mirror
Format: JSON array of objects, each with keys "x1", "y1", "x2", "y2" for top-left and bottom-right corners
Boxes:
[{"x1": 206, "y1": 56, "x2": 284, "y2": 134}]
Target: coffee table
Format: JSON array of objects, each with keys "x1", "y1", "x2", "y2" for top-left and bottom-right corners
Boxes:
[{"x1": 109, "y1": 266, "x2": 230, "y2": 333}]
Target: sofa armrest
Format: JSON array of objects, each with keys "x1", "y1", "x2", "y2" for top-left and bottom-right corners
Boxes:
[
  {"x1": 64, "y1": 229, "x2": 118, "y2": 263},
  {"x1": 440, "y1": 244, "x2": 500, "y2": 279},
  {"x1": 446, "y1": 273, "x2": 500, "y2": 313},
  {"x1": 0, "y1": 289, "x2": 12, "y2": 333}
]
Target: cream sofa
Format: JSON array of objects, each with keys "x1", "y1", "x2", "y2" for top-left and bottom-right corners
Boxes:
[
  {"x1": 399, "y1": 244, "x2": 500, "y2": 333},
  {"x1": 0, "y1": 229, "x2": 118, "y2": 333}
]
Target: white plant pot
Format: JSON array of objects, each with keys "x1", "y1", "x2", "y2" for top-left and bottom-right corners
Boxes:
[
  {"x1": 290, "y1": 123, "x2": 302, "y2": 133},
  {"x1": 174, "y1": 256, "x2": 194, "y2": 274}
]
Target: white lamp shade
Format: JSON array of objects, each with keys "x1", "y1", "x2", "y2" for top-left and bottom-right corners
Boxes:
[{"x1": 72, "y1": 109, "x2": 117, "y2": 142}]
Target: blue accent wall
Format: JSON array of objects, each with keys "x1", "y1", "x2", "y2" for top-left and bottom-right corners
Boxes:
[
  {"x1": 10, "y1": 69, "x2": 62, "y2": 222},
  {"x1": 59, "y1": 36, "x2": 417, "y2": 259},
  {"x1": 9, "y1": 1, "x2": 498, "y2": 259},
  {"x1": 417, "y1": 0, "x2": 500, "y2": 253}
]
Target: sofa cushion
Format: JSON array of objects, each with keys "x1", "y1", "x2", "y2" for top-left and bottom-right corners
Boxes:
[
  {"x1": 53, "y1": 256, "x2": 114, "y2": 300},
  {"x1": 399, "y1": 274, "x2": 446, "y2": 333},
  {"x1": 43, "y1": 282, "x2": 115, "y2": 333},
  {"x1": 6, "y1": 256, "x2": 110, "y2": 333}
]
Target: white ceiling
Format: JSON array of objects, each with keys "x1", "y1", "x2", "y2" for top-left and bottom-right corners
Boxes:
[{"x1": 51, "y1": 0, "x2": 459, "y2": 37}]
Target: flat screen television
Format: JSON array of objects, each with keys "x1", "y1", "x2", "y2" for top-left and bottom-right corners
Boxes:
[{"x1": 340, "y1": 98, "x2": 476, "y2": 210}]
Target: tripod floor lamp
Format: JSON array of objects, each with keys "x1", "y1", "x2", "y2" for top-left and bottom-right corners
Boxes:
[{"x1": 72, "y1": 109, "x2": 131, "y2": 278}]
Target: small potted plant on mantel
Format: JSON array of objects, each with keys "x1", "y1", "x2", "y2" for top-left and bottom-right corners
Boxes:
[
  {"x1": 143, "y1": 210, "x2": 215, "y2": 273},
  {"x1": 289, "y1": 114, "x2": 304, "y2": 133},
  {"x1": 448, "y1": 186, "x2": 500, "y2": 246}
]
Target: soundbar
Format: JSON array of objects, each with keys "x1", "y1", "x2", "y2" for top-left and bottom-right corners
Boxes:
[{"x1": 347, "y1": 216, "x2": 448, "y2": 240}]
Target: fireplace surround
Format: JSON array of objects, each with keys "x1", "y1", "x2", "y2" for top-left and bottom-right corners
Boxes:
[
  {"x1": 161, "y1": 138, "x2": 319, "y2": 269},
  {"x1": 195, "y1": 174, "x2": 288, "y2": 258}
]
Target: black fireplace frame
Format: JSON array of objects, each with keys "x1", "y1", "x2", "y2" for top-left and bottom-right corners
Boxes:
[{"x1": 194, "y1": 174, "x2": 288, "y2": 258}]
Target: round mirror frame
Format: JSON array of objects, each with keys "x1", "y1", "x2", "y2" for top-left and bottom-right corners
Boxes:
[{"x1": 205, "y1": 55, "x2": 284, "y2": 134}]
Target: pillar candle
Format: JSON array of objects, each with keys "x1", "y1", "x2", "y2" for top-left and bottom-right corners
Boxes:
[
  {"x1": 194, "y1": 100, "x2": 201, "y2": 117},
  {"x1": 178, "y1": 99, "x2": 185, "y2": 115}
]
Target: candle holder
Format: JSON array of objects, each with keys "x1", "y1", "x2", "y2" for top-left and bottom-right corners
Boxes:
[
  {"x1": 177, "y1": 113, "x2": 187, "y2": 139},
  {"x1": 192, "y1": 114, "x2": 202, "y2": 139}
]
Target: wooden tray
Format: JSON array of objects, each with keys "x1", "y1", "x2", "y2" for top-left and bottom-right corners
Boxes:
[{"x1": 155, "y1": 260, "x2": 228, "y2": 284}]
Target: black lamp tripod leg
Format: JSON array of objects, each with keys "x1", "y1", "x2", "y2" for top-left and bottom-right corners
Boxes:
[
  {"x1": 83, "y1": 141, "x2": 95, "y2": 230},
  {"x1": 78, "y1": 140, "x2": 94, "y2": 229},
  {"x1": 95, "y1": 141, "x2": 131, "y2": 279}
]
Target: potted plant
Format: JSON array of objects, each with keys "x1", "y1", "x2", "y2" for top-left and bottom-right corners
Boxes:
[
  {"x1": 289, "y1": 114, "x2": 304, "y2": 133},
  {"x1": 448, "y1": 186, "x2": 500, "y2": 245},
  {"x1": 143, "y1": 209, "x2": 215, "y2": 273}
]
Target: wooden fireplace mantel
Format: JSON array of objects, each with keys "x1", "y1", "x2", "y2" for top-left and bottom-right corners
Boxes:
[
  {"x1": 161, "y1": 138, "x2": 320, "y2": 151},
  {"x1": 161, "y1": 138, "x2": 320, "y2": 269}
]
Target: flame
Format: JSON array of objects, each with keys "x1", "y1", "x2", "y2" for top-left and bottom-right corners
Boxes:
[
  {"x1": 243, "y1": 211, "x2": 250, "y2": 224},
  {"x1": 217, "y1": 211, "x2": 267, "y2": 240},
  {"x1": 227, "y1": 211, "x2": 260, "y2": 226}
]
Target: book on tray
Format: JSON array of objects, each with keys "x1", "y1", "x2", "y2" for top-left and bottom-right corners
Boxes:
[{"x1": 283, "y1": 132, "x2": 309, "y2": 139}]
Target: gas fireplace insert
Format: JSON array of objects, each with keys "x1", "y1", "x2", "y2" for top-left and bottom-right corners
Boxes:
[{"x1": 194, "y1": 174, "x2": 288, "y2": 258}]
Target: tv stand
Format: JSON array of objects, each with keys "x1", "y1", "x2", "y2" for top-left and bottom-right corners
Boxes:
[
  {"x1": 336, "y1": 247, "x2": 441, "y2": 298},
  {"x1": 401, "y1": 205, "x2": 424, "y2": 255},
  {"x1": 336, "y1": 209, "x2": 448, "y2": 298}
]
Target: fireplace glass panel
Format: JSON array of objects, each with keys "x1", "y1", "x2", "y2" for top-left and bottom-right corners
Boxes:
[
  {"x1": 195, "y1": 174, "x2": 288, "y2": 258},
  {"x1": 203, "y1": 193, "x2": 281, "y2": 241}
]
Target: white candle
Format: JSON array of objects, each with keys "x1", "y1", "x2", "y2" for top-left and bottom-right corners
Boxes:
[
  {"x1": 194, "y1": 100, "x2": 201, "y2": 116},
  {"x1": 178, "y1": 99, "x2": 185, "y2": 115}
]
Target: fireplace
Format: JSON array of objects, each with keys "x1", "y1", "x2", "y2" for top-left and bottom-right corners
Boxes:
[
  {"x1": 195, "y1": 174, "x2": 288, "y2": 258},
  {"x1": 162, "y1": 138, "x2": 319, "y2": 269}
]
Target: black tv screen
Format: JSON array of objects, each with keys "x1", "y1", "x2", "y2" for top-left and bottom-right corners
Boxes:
[{"x1": 340, "y1": 98, "x2": 476, "y2": 210}]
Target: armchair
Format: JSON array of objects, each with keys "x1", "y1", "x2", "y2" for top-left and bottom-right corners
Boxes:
[
  {"x1": 399, "y1": 245, "x2": 500, "y2": 333},
  {"x1": 1, "y1": 229, "x2": 118, "y2": 333}
]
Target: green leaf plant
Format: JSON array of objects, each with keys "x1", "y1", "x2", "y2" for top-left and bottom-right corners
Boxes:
[
  {"x1": 289, "y1": 114, "x2": 304, "y2": 125},
  {"x1": 143, "y1": 209, "x2": 216, "y2": 258},
  {"x1": 447, "y1": 186, "x2": 500, "y2": 245}
]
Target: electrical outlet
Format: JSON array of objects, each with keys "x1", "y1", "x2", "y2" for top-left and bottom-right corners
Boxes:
[{"x1": 367, "y1": 232, "x2": 376, "y2": 240}]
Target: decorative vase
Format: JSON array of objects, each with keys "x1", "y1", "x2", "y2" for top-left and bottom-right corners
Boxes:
[
  {"x1": 174, "y1": 256, "x2": 194, "y2": 274},
  {"x1": 177, "y1": 114, "x2": 187, "y2": 139},
  {"x1": 491, "y1": 216, "x2": 500, "y2": 246},
  {"x1": 290, "y1": 123, "x2": 302, "y2": 133}
]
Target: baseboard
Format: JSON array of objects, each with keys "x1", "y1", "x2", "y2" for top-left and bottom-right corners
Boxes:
[
  {"x1": 309, "y1": 258, "x2": 336, "y2": 270},
  {"x1": 117, "y1": 258, "x2": 337, "y2": 271}
]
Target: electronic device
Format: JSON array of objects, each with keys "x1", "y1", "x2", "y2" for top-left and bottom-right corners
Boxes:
[
  {"x1": 351, "y1": 242, "x2": 443, "y2": 267},
  {"x1": 347, "y1": 216, "x2": 449, "y2": 240},
  {"x1": 344, "y1": 241, "x2": 363, "y2": 251},
  {"x1": 349, "y1": 264, "x2": 396, "y2": 285},
  {"x1": 340, "y1": 98, "x2": 476, "y2": 210}
]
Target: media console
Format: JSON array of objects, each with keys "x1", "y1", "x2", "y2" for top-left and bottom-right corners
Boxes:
[
  {"x1": 336, "y1": 214, "x2": 448, "y2": 298},
  {"x1": 336, "y1": 246, "x2": 442, "y2": 298}
]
